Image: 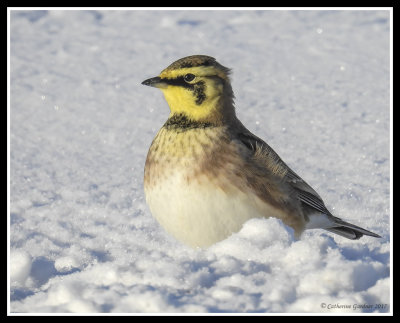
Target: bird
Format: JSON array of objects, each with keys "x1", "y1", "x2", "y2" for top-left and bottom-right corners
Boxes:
[{"x1": 141, "y1": 55, "x2": 381, "y2": 248}]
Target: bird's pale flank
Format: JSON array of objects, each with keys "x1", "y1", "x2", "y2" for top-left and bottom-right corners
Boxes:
[{"x1": 142, "y1": 55, "x2": 381, "y2": 248}]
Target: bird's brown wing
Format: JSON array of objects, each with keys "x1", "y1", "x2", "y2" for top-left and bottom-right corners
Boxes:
[
  {"x1": 236, "y1": 130, "x2": 332, "y2": 216},
  {"x1": 234, "y1": 127, "x2": 381, "y2": 240}
]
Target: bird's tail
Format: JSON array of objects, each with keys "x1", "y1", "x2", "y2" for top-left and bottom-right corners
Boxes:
[{"x1": 324, "y1": 217, "x2": 381, "y2": 240}]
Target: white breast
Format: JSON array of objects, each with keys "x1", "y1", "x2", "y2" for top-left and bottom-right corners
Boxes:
[{"x1": 144, "y1": 171, "x2": 281, "y2": 248}]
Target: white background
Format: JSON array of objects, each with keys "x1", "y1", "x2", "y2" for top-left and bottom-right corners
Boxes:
[{"x1": 9, "y1": 9, "x2": 391, "y2": 313}]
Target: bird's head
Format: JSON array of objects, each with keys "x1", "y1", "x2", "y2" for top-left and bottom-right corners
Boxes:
[{"x1": 142, "y1": 55, "x2": 235, "y2": 125}]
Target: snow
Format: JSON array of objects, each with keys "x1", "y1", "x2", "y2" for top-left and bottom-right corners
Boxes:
[{"x1": 9, "y1": 9, "x2": 391, "y2": 314}]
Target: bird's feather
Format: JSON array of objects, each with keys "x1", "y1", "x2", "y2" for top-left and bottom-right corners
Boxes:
[
  {"x1": 236, "y1": 129, "x2": 381, "y2": 239},
  {"x1": 236, "y1": 130, "x2": 331, "y2": 216}
]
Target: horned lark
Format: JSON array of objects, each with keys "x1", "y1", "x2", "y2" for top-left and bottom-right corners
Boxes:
[{"x1": 142, "y1": 55, "x2": 381, "y2": 248}]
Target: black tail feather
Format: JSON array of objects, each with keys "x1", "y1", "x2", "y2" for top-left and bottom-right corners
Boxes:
[{"x1": 325, "y1": 218, "x2": 381, "y2": 240}]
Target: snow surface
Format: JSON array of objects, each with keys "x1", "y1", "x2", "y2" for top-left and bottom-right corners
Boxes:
[{"x1": 9, "y1": 9, "x2": 391, "y2": 314}]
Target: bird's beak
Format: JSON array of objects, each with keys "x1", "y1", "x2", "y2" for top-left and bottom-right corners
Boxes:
[{"x1": 141, "y1": 76, "x2": 167, "y2": 89}]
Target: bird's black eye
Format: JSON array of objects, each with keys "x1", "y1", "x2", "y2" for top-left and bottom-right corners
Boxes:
[{"x1": 183, "y1": 73, "x2": 195, "y2": 82}]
